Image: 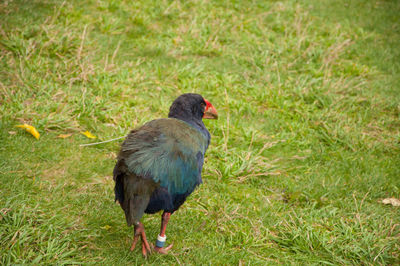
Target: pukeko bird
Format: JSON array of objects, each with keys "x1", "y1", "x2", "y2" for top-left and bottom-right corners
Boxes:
[{"x1": 113, "y1": 93, "x2": 218, "y2": 256}]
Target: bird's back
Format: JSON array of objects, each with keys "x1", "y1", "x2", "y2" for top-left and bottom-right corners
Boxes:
[{"x1": 113, "y1": 118, "x2": 209, "y2": 225}]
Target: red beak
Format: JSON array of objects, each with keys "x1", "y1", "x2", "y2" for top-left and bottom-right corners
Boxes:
[{"x1": 203, "y1": 99, "x2": 218, "y2": 119}]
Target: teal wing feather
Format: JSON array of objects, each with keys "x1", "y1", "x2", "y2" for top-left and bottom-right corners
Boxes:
[{"x1": 120, "y1": 118, "x2": 208, "y2": 195}]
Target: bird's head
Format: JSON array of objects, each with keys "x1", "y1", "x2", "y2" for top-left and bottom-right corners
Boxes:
[{"x1": 168, "y1": 93, "x2": 218, "y2": 121}]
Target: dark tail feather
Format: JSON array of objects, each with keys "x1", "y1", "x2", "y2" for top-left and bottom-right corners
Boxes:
[
  {"x1": 113, "y1": 160, "x2": 156, "y2": 226},
  {"x1": 124, "y1": 194, "x2": 151, "y2": 226},
  {"x1": 122, "y1": 174, "x2": 155, "y2": 226}
]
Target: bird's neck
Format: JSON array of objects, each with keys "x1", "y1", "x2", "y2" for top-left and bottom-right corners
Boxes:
[{"x1": 169, "y1": 115, "x2": 211, "y2": 144}]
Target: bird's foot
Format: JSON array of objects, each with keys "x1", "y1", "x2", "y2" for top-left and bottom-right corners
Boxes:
[
  {"x1": 141, "y1": 241, "x2": 151, "y2": 257},
  {"x1": 129, "y1": 235, "x2": 139, "y2": 252},
  {"x1": 153, "y1": 243, "x2": 173, "y2": 254},
  {"x1": 130, "y1": 223, "x2": 151, "y2": 257}
]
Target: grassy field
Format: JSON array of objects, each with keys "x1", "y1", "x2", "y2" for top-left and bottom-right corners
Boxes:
[{"x1": 1, "y1": 0, "x2": 399, "y2": 264}]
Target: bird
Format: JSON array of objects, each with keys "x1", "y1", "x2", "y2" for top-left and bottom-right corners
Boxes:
[{"x1": 113, "y1": 93, "x2": 218, "y2": 256}]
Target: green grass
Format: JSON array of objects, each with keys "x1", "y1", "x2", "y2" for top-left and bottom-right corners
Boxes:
[{"x1": 1, "y1": 0, "x2": 399, "y2": 264}]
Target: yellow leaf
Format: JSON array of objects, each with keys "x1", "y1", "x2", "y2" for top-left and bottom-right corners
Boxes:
[
  {"x1": 101, "y1": 225, "x2": 111, "y2": 230},
  {"x1": 81, "y1": 131, "x2": 96, "y2": 139},
  {"x1": 15, "y1": 124, "x2": 40, "y2": 140},
  {"x1": 57, "y1": 133, "x2": 72, "y2": 139}
]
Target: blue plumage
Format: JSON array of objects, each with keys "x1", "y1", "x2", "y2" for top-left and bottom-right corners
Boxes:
[
  {"x1": 123, "y1": 119, "x2": 207, "y2": 191},
  {"x1": 120, "y1": 118, "x2": 208, "y2": 214}
]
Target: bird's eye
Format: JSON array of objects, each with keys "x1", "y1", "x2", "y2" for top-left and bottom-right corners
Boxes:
[{"x1": 200, "y1": 103, "x2": 206, "y2": 111}]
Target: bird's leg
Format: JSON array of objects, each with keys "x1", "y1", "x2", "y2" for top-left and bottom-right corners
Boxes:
[
  {"x1": 130, "y1": 222, "x2": 151, "y2": 257},
  {"x1": 154, "y1": 211, "x2": 173, "y2": 254}
]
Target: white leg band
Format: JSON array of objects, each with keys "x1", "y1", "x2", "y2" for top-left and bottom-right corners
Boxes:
[{"x1": 157, "y1": 235, "x2": 167, "y2": 242}]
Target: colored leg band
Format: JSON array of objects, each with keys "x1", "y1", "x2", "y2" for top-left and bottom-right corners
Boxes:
[
  {"x1": 156, "y1": 235, "x2": 166, "y2": 248},
  {"x1": 156, "y1": 239, "x2": 165, "y2": 248}
]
